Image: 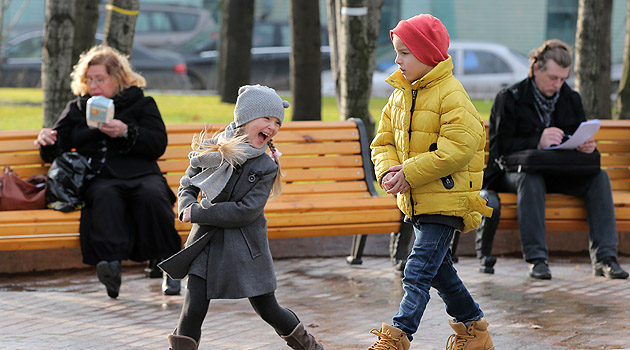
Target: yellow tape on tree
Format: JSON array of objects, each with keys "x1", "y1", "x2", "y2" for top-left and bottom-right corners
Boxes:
[{"x1": 105, "y1": 4, "x2": 139, "y2": 16}]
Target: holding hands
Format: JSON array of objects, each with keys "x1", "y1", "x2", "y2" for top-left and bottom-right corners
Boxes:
[{"x1": 382, "y1": 164, "x2": 410, "y2": 195}]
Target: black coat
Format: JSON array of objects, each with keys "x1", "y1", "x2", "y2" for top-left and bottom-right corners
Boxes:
[
  {"x1": 40, "y1": 87, "x2": 180, "y2": 264},
  {"x1": 483, "y1": 78, "x2": 587, "y2": 189},
  {"x1": 40, "y1": 86, "x2": 167, "y2": 179}
]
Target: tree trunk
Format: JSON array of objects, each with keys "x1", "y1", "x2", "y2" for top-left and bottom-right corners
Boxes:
[
  {"x1": 103, "y1": 0, "x2": 139, "y2": 56},
  {"x1": 218, "y1": 0, "x2": 254, "y2": 103},
  {"x1": 42, "y1": 0, "x2": 75, "y2": 128},
  {"x1": 0, "y1": 0, "x2": 9, "y2": 72},
  {"x1": 289, "y1": 0, "x2": 322, "y2": 121},
  {"x1": 327, "y1": 0, "x2": 383, "y2": 138},
  {"x1": 72, "y1": 0, "x2": 98, "y2": 64},
  {"x1": 326, "y1": 0, "x2": 340, "y2": 102},
  {"x1": 575, "y1": 0, "x2": 612, "y2": 119},
  {"x1": 615, "y1": 0, "x2": 630, "y2": 120}
]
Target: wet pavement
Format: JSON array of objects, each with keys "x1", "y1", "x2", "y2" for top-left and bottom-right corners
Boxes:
[{"x1": 0, "y1": 256, "x2": 629, "y2": 350}]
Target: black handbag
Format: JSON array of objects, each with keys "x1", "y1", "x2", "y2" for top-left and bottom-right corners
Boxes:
[
  {"x1": 45, "y1": 152, "x2": 96, "y2": 212},
  {"x1": 499, "y1": 149, "x2": 601, "y2": 176}
]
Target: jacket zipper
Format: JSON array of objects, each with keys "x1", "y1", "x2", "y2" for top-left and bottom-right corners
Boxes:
[{"x1": 408, "y1": 89, "x2": 418, "y2": 216}]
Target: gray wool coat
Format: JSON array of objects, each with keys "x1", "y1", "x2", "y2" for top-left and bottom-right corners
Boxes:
[{"x1": 159, "y1": 154, "x2": 278, "y2": 299}]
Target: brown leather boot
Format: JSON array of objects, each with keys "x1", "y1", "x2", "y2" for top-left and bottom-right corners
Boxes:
[
  {"x1": 168, "y1": 334, "x2": 198, "y2": 350},
  {"x1": 281, "y1": 322, "x2": 324, "y2": 349},
  {"x1": 446, "y1": 318, "x2": 494, "y2": 350},
  {"x1": 367, "y1": 323, "x2": 410, "y2": 350}
]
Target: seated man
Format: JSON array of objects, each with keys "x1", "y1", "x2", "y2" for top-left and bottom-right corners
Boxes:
[{"x1": 478, "y1": 39, "x2": 628, "y2": 280}]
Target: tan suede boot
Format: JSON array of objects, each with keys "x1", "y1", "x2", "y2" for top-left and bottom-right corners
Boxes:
[
  {"x1": 446, "y1": 318, "x2": 494, "y2": 350},
  {"x1": 168, "y1": 334, "x2": 198, "y2": 350},
  {"x1": 367, "y1": 323, "x2": 410, "y2": 350},
  {"x1": 281, "y1": 322, "x2": 324, "y2": 350}
]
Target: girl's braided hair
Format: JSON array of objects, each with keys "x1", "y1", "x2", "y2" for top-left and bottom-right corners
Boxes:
[{"x1": 267, "y1": 139, "x2": 283, "y2": 199}]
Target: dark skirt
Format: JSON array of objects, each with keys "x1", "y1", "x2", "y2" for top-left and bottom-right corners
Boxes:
[{"x1": 79, "y1": 174, "x2": 181, "y2": 265}]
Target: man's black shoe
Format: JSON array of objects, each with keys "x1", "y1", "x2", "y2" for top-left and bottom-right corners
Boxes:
[
  {"x1": 479, "y1": 256, "x2": 497, "y2": 274},
  {"x1": 528, "y1": 259, "x2": 552, "y2": 279},
  {"x1": 593, "y1": 257, "x2": 629, "y2": 279},
  {"x1": 162, "y1": 275, "x2": 181, "y2": 295},
  {"x1": 144, "y1": 259, "x2": 163, "y2": 278}
]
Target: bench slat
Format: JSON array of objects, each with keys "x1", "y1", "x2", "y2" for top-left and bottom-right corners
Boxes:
[
  {"x1": 267, "y1": 209, "x2": 401, "y2": 227},
  {"x1": 265, "y1": 197, "x2": 397, "y2": 213}
]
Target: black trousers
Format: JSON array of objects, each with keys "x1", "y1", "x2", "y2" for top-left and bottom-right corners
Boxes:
[{"x1": 80, "y1": 174, "x2": 181, "y2": 265}]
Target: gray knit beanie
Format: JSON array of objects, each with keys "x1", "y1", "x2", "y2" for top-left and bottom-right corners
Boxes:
[{"x1": 234, "y1": 85, "x2": 290, "y2": 127}]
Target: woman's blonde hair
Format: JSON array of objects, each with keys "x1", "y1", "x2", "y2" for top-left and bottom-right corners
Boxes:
[
  {"x1": 191, "y1": 126, "x2": 284, "y2": 199},
  {"x1": 70, "y1": 45, "x2": 146, "y2": 96}
]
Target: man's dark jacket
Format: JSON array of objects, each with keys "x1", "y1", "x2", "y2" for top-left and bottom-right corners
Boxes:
[{"x1": 483, "y1": 77, "x2": 587, "y2": 189}]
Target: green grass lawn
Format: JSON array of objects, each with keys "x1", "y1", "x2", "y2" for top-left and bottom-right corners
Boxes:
[{"x1": 0, "y1": 88, "x2": 492, "y2": 131}]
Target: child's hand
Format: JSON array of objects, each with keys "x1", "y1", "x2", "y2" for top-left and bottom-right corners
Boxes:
[
  {"x1": 381, "y1": 171, "x2": 397, "y2": 191},
  {"x1": 383, "y1": 165, "x2": 410, "y2": 194},
  {"x1": 181, "y1": 206, "x2": 192, "y2": 222}
]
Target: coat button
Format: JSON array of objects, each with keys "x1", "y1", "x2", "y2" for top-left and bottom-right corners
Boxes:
[{"x1": 248, "y1": 174, "x2": 256, "y2": 182}]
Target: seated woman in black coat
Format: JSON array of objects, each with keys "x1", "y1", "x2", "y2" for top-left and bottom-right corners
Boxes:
[{"x1": 35, "y1": 45, "x2": 182, "y2": 298}]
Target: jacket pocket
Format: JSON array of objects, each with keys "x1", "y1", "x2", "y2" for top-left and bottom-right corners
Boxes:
[{"x1": 239, "y1": 227, "x2": 262, "y2": 259}]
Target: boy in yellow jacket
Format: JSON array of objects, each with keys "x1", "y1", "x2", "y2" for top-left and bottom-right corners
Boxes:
[{"x1": 368, "y1": 14, "x2": 494, "y2": 350}]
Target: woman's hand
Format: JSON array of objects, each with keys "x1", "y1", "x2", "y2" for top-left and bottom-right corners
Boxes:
[
  {"x1": 99, "y1": 119, "x2": 128, "y2": 138},
  {"x1": 181, "y1": 206, "x2": 192, "y2": 223},
  {"x1": 34, "y1": 128, "x2": 57, "y2": 146}
]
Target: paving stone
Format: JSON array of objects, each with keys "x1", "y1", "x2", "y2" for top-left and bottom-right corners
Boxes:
[{"x1": 0, "y1": 256, "x2": 629, "y2": 349}]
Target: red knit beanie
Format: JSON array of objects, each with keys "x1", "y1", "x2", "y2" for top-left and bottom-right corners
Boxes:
[{"x1": 390, "y1": 14, "x2": 450, "y2": 66}]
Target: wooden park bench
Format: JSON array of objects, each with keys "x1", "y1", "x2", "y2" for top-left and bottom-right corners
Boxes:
[
  {"x1": 347, "y1": 119, "x2": 630, "y2": 262},
  {"x1": 0, "y1": 119, "x2": 402, "y2": 253}
]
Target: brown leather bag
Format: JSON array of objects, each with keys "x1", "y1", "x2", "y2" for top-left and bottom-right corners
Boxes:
[{"x1": 0, "y1": 166, "x2": 47, "y2": 211}]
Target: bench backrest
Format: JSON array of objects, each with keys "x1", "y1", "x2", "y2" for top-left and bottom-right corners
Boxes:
[
  {"x1": 4, "y1": 119, "x2": 630, "y2": 192},
  {"x1": 484, "y1": 120, "x2": 630, "y2": 191},
  {"x1": 0, "y1": 119, "x2": 381, "y2": 205}
]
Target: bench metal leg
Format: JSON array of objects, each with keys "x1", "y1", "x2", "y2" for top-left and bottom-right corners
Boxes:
[
  {"x1": 346, "y1": 234, "x2": 368, "y2": 265},
  {"x1": 475, "y1": 190, "x2": 501, "y2": 273}
]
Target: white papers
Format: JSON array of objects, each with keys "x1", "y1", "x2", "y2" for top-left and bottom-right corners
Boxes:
[{"x1": 545, "y1": 119, "x2": 600, "y2": 150}]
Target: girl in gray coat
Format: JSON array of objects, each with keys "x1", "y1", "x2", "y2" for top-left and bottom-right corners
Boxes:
[{"x1": 160, "y1": 85, "x2": 323, "y2": 350}]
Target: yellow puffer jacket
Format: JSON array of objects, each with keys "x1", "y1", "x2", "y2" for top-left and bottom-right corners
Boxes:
[{"x1": 371, "y1": 57, "x2": 492, "y2": 233}]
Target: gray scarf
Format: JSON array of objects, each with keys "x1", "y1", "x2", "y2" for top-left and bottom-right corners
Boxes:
[
  {"x1": 531, "y1": 79, "x2": 560, "y2": 127},
  {"x1": 180, "y1": 121, "x2": 267, "y2": 208}
]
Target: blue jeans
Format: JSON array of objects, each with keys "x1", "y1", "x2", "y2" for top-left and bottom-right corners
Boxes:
[
  {"x1": 489, "y1": 170, "x2": 618, "y2": 265},
  {"x1": 392, "y1": 223, "x2": 483, "y2": 341}
]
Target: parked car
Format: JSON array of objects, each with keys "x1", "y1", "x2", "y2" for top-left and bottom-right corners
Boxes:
[
  {"x1": 168, "y1": 19, "x2": 331, "y2": 90},
  {"x1": 97, "y1": 4, "x2": 218, "y2": 50},
  {"x1": 0, "y1": 30, "x2": 191, "y2": 90},
  {"x1": 324, "y1": 41, "x2": 531, "y2": 99}
]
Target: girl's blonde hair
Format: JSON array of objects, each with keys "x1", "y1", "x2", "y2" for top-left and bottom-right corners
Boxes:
[
  {"x1": 70, "y1": 45, "x2": 146, "y2": 96},
  {"x1": 191, "y1": 126, "x2": 283, "y2": 199}
]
